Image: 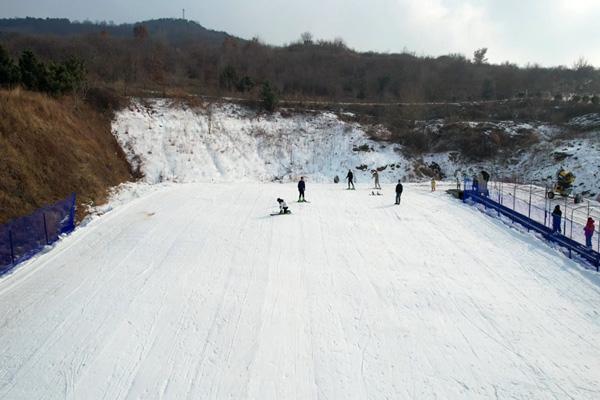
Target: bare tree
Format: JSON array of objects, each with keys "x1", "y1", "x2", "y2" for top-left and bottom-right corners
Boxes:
[
  {"x1": 300, "y1": 32, "x2": 313, "y2": 45},
  {"x1": 473, "y1": 48, "x2": 488, "y2": 65}
]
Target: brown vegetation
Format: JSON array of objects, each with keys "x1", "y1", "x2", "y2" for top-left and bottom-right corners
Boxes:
[
  {"x1": 1, "y1": 18, "x2": 599, "y2": 104},
  {"x1": 0, "y1": 88, "x2": 132, "y2": 224}
]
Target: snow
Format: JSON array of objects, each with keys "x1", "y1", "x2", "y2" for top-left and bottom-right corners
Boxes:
[
  {"x1": 113, "y1": 99, "x2": 600, "y2": 196},
  {"x1": 568, "y1": 113, "x2": 600, "y2": 130},
  {"x1": 1, "y1": 183, "x2": 599, "y2": 399},
  {"x1": 113, "y1": 100, "x2": 410, "y2": 184}
]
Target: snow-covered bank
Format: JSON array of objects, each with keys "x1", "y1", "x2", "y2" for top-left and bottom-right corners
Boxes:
[
  {"x1": 113, "y1": 100, "x2": 410, "y2": 184},
  {"x1": 113, "y1": 100, "x2": 600, "y2": 198},
  {"x1": 0, "y1": 183, "x2": 599, "y2": 399}
]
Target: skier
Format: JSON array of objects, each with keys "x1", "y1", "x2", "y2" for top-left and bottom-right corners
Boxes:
[
  {"x1": 346, "y1": 169, "x2": 355, "y2": 190},
  {"x1": 551, "y1": 205, "x2": 562, "y2": 234},
  {"x1": 277, "y1": 198, "x2": 291, "y2": 214},
  {"x1": 298, "y1": 176, "x2": 306, "y2": 202},
  {"x1": 372, "y1": 170, "x2": 381, "y2": 190},
  {"x1": 431, "y1": 178, "x2": 436, "y2": 192},
  {"x1": 584, "y1": 217, "x2": 595, "y2": 248},
  {"x1": 395, "y1": 180, "x2": 403, "y2": 205}
]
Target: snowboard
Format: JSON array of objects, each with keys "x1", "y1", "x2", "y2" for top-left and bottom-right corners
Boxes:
[
  {"x1": 270, "y1": 212, "x2": 292, "y2": 216},
  {"x1": 297, "y1": 200, "x2": 310, "y2": 203}
]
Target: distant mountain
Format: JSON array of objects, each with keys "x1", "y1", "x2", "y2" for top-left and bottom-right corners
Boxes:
[{"x1": 0, "y1": 17, "x2": 238, "y2": 46}]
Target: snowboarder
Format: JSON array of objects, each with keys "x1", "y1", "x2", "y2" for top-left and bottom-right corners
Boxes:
[
  {"x1": 372, "y1": 170, "x2": 381, "y2": 190},
  {"x1": 395, "y1": 180, "x2": 403, "y2": 205},
  {"x1": 584, "y1": 217, "x2": 595, "y2": 247},
  {"x1": 277, "y1": 198, "x2": 291, "y2": 214},
  {"x1": 431, "y1": 178, "x2": 436, "y2": 192},
  {"x1": 551, "y1": 205, "x2": 562, "y2": 234},
  {"x1": 346, "y1": 169, "x2": 355, "y2": 190},
  {"x1": 298, "y1": 177, "x2": 306, "y2": 202}
]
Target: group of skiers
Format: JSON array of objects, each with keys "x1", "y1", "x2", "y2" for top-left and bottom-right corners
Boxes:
[
  {"x1": 551, "y1": 205, "x2": 596, "y2": 247},
  {"x1": 275, "y1": 171, "x2": 407, "y2": 214},
  {"x1": 276, "y1": 173, "x2": 597, "y2": 250}
]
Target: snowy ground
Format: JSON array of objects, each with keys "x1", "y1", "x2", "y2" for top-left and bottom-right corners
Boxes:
[
  {"x1": 113, "y1": 100, "x2": 410, "y2": 184},
  {"x1": 113, "y1": 100, "x2": 600, "y2": 199},
  {"x1": 1, "y1": 183, "x2": 599, "y2": 399}
]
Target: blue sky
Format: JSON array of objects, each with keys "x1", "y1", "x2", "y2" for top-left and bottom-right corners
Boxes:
[{"x1": 2, "y1": 0, "x2": 599, "y2": 67}]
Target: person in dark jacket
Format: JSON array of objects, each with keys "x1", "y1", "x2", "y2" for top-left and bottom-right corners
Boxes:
[
  {"x1": 551, "y1": 205, "x2": 562, "y2": 233},
  {"x1": 395, "y1": 180, "x2": 404, "y2": 205},
  {"x1": 346, "y1": 169, "x2": 355, "y2": 189},
  {"x1": 298, "y1": 177, "x2": 306, "y2": 202},
  {"x1": 584, "y1": 217, "x2": 595, "y2": 247}
]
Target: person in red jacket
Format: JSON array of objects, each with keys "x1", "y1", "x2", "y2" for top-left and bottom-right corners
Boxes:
[{"x1": 584, "y1": 217, "x2": 595, "y2": 248}]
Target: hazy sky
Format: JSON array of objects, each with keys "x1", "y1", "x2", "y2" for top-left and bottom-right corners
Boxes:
[{"x1": 2, "y1": 0, "x2": 599, "y2": 67}]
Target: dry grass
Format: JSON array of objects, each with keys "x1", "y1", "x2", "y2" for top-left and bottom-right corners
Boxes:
[{"x1": 0, "y1": 88, "x2": 132, "y2": 224}]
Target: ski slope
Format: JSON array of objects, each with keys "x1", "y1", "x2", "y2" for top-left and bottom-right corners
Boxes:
[{"x1": 1, "y1": 183, "x2": 599, "y2": 399}]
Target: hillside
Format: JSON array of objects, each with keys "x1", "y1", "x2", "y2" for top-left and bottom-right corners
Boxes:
[
  {"x1": 1, "y1": 18, "x2": 599, "y2": 103},
  {"x1": 0, "y1": 89, "x2": 132, "y2": 223},
  {"x1": 0, "y1": 18, "x2": 235, "y2": 46},
  {"x1": 113, "y1": 99, "x2": 600, "y2": 197}
]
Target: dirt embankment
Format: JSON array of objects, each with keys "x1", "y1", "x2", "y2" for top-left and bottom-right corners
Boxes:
[{"x1": 0, "y1": 89, "x2": 133, "y2": 224}]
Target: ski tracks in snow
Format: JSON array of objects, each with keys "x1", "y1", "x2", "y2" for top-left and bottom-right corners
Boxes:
[{"x1": 0, "y1": 183, "x2": 599, "y2": 399}]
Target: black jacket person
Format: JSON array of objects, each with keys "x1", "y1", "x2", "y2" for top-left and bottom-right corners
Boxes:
[{"x1": 395, "y1": 181, "x2": 403, "y2": 205}]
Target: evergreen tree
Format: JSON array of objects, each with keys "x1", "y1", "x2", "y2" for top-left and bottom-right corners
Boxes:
[
  {"x1": 19, "y1": 50, "x2": 45, "y2": 91},
  {"x1": 260, "y1": 81, "x2": 278, "y2": 112},
  {"x1": 0, "y1": 45, "x2": 20, "y2": 87}
]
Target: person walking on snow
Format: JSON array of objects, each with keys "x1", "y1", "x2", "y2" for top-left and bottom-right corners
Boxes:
[
  {"x1": 372, "y1": 170, "x2": 381, "y2": 190},
  {"x1": 277, "y1": 198, "x2": 290, "y2": 214},
  {"x1": 431, "y1": 178, "x2": 436, "y2": 192},
  {"x1": 346, "y1": 169, "x2": 355, "y2": 190},
  {"x1": 551, "y1": 205, "x2": 562, "y2": 234},
  {"x1": 395, "y1": 180, "x2": 404, "y2": 205},
  {"x1": 298, "y1": 177, "x2": 306, "y2": 202},
  {"x1": 584, "y1": 217, "x2": 595, "y2": 247}
]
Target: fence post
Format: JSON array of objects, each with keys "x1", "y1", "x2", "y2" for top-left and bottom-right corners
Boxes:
[
  {"x1": 543, "y1": 185, "x2": 547, "y2": 227},
  {"x1": 43, "y1": 212, "x2": 50, "y2": 245},
  {"x1": 563, "y1": 196, "x2": 568, "y2": 235},
  {"x1": 67, "y1": 193, "x2": 76, "y2": 233},
  {"x1": 513, "y1": 183, "x2": 517, "y2": 210},
  {"x1": 528, "y1": 184, "x2": 532, "y2": 218},
  {"x1": 9, "y1": 229, "x2": 15, "y2": 266}
]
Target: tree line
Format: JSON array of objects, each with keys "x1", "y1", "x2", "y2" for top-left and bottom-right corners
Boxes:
[{"x1": 1, "y1": 18, "x2": 599, "y2": 104}]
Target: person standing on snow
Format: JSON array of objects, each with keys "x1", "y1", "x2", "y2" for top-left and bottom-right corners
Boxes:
[
  {"x1": 277, "y1": 198, "x2": 290, "y2": 214},
  {"x1": 372, "y1": 170, "x2": 381, "y2": 190},
  {"x1": 584, "y1": 217, "x2": 595, "y2": 247},
  {"x1": 551, "y1": 205, "x2": 562, "y2": 234},
  {"x1": 346, "y1": 169, "x2": 355, "y2": 190},
  {"x1": 298, "y1": 177, "x2": 306, "y2": 202},
  {"x1": 395, "y1": 180, "x2": 404, "y2": 205},
  {"x1": 431, "y1": 178, "x2": 437, "y2": 192}
]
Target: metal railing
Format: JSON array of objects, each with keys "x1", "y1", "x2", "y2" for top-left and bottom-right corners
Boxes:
[{"x1": 463, "y1": 179, "x2": 599, "y2": 270}]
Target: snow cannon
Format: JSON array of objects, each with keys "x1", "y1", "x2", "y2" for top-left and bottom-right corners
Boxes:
[{"x1": 547, "y1": 169, "x2": 575, "y2": 199}]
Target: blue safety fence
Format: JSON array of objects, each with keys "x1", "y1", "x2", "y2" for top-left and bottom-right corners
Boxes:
[
  {"x1": 462, "y1": 180, "x2": 600, "y2": 271},
  {"x1": 0, "y1": 193, "x2": 76, "y2": 275}
]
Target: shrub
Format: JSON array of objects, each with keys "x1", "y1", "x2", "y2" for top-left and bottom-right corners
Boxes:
[{"x1": 260, "y1": 81, "x2": 278, "y2": 112}]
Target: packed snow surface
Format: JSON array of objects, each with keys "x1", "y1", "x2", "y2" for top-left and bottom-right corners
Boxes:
[{"x1": 1, "y1": 183, "x2": 599, "y2": 399}]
